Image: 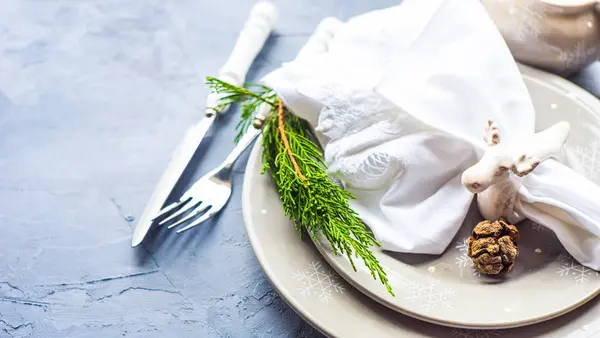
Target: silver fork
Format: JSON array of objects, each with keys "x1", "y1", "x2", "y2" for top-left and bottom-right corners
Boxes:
[{"x1": 152, "y1": 107, "x2": 268, "y2": 233}]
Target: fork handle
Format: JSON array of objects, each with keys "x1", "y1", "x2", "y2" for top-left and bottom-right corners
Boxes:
[
  {"x1": 219, "y1": 126, "x2": 261, "y2": 171},
  {"x1": 219, "y1": 103, "x2": 271, "y2": 170}
]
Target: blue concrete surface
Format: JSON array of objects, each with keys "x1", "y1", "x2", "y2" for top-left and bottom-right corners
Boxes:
[{"x1": 1, "y1": 0, "x2": 600, "y2": 337}]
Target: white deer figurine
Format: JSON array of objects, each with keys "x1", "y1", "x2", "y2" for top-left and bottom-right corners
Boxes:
[{"x1": 461, "y1": 120, "x2": 570, "y2": 223}]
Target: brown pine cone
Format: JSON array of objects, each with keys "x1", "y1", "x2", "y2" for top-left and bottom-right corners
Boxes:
[{"x1": 467, "y1": 219, "x2": 520, "y2": 275}]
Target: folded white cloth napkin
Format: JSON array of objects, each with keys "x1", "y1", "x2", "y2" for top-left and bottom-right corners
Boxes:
[{"x1": 262, "y1": 0, "x2": 600, "y2": 269}]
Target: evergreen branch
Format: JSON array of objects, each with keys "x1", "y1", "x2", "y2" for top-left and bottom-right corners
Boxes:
[
  {"x1": 205, "y1": 77, "x2": 394, "y2": 296},
  {"x1": 276, "y1": 99, "x2": 307, "y2": 182},
  {"x1": 261, "y1": 104, "x2": 394, "y2": 296},
  {"x1": 206, "y1": 76, "x2": 276, "y2": 142}
]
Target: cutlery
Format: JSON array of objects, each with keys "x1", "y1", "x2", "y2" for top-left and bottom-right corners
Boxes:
[
  {"x1": 153, "y1": 17, "x2": 344, "y2": 232},
  {"x1": 154, "y1": 104, "x2": 271, "y2": 233},
  {"x1": 131, "y1": 1, "x2": 278, "y2": 247}
]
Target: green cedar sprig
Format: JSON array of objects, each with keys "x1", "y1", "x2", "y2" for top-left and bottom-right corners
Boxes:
[
  {"x1": 206, "y1": 76, "x2": 277, "y2": 143},
  {"x1": 206, "y1": 77, "x2": 394, "y2": 296}
]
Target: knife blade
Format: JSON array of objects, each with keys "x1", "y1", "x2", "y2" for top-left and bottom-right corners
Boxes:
[
  {"x1": 132, "y1": 115, "x2": 215, "y2": 247},
  {"x1": 132, "y1": 2, "x2": 278, "y2": 247}
]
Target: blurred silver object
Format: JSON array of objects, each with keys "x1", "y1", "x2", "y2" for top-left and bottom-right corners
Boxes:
[{"x1": 482, "y1": 0, "x2": 600, "y2": 76}]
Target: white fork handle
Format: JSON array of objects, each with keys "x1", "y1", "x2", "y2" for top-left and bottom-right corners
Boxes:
[
  {"x1": 218, "y1": 17, "x2": 343, "y2": 170},
  {"x1": 296, "y1": 17, "x2": 343, "y2": 60},
  {"x1": 206, "y1": 1, "x2": 278, "y2": 116}
]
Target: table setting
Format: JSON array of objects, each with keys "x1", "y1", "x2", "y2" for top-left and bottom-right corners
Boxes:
[
  {"x1": 237, "y1": 0, "x2": 600, "y2": 335},
  {"x1": 3, "y1": 0, "x2": 600, "y2": 337}
]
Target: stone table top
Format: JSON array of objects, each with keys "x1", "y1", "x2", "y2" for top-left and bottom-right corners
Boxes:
[{"x1": 1, "y1": 0, "x2": 600, "y2": 337}]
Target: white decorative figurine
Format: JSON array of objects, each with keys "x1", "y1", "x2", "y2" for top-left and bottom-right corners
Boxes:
[{"x1": 462, "y1": 120, "x2": 570, "y2": 223}]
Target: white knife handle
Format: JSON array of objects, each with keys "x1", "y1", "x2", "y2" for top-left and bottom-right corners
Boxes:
[
  {"x1": 206, "y1": 1, "x2": 278, "y2": 116},
  {"x1": 220, "y1": 1, "x2": 277, "y2": 85},
  {"x1": 296, "y1": 17, "x2": 343, "y2": 60},
  {"x1": 217, "y1": 16, "x2": 343, "y2": 171}
]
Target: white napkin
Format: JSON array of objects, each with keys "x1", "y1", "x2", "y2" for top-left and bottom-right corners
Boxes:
[{"x1": 262, "y1": 0, "x2": 600, "y2": 269}]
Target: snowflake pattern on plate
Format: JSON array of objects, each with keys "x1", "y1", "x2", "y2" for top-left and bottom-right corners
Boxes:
[
  {"x1": 531, "y1": 222, "x2": 547, "y2": 232},
  {"x1": 572, "y1": 140, "x2": 600, "y2": 182},
  {"x1": 556, "y1": 254, "x2": 599, "y2": 283},
  {"x1": 402, "y1": 277, "x2": 457, "y2": 312},
  {"x1": 292, "y1": 261, "x2": 344, "y2": 303},
  {"x1": 452, "y1": 328, "x2": 503, "y2": 338},
  {"x1": 455, "y1": 237, "x2": 481, "y2": 278}
]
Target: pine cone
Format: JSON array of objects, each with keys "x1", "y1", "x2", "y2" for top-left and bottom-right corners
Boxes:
[{"x1": 467, "y1": 219, "x2": 519, "y2": 275}]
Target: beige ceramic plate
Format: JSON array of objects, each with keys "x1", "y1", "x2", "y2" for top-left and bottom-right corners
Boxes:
[{"x1": 243, "y1": 64, "x2": 600, "y2": 334}]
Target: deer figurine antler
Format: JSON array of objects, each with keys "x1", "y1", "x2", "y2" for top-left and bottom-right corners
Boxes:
[{"x1": 461, "y1": 120, "x2": 570, "y2": 223}]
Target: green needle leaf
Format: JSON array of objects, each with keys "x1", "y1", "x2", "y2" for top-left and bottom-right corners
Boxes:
[{"x1": 205, "y1": 76, "x2": 394, "y2": 296}]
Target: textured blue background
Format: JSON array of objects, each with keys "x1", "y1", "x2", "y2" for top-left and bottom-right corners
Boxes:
[{"x1": 1, "y1": 0, "x2": 600, "y2": 337}]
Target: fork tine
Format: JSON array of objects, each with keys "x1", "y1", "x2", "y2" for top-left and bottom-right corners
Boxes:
[
  {"x1": 158, "y1": 198, "x2": 199, "y2": 226},
  {"x1": 151, "y1": 200, "x2": 186, "y2": 222},
  {"x1": 167, "y1": 203, "x2": 211, "y2": 229},
  {"x1": 175, "y1": 208, "x2": 217, "y2": 233}
]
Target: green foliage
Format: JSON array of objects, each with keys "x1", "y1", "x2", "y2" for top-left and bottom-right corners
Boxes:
[
  {"x1": 262, "y1": 108, "x2": 393, "y2": 295},
  {"x1": 206, "y1": 76, "x2": 277, "y2": 143},
  {"x1": 206, "y1": 76, "x2": 394, "y2": 296}
]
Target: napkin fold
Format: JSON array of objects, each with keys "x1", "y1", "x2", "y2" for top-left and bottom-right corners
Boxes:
[{"x1": 263, "y1": 0, "x2": 600, "y2": 269}]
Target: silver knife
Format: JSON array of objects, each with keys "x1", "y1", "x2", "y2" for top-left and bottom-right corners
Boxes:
[{"x1": 132, "y1": 2, "x2": 278, "y2": 247}]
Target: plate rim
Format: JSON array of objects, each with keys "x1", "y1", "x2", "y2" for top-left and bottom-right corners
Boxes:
[{"x1": 312, "y1": 233, "x2": 600, "y2": 330}]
